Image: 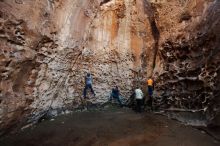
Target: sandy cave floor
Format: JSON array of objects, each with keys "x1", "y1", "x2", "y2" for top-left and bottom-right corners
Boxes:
[{"x1": 0, "y1": 106, "x2": 219, "y2": 146}]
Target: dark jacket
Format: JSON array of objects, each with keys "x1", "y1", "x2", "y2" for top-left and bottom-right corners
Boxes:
[{"x1": 112, "y1": 88, "x2": 119, "y2": 97}]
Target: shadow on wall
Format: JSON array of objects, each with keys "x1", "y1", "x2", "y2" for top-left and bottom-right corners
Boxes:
[
  {"x1": 143, "y1": 0, "x2": 160, "y2": 76},
  {"x1": 100, "y1": 0, "x2": 111, "y2": 6}
]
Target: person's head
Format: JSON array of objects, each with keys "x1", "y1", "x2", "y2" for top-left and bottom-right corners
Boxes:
[
  {"x1": 115, "y1": 86, "x2": 118, "y2": 89},
  {"x1": 135, "y1": 85, "x2": 140, "y2": 90},
  {"x1": 87, "y1": 73, "x2": 90, "y2": 77}
]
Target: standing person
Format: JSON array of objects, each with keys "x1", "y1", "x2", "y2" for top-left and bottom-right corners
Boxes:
[
  {"x1": 135, "y1": 88, "x2": 144, "y2": 113},
  {"x1": 147, "y1": 78, "x2": 154, "y2": 96},
  {"x1": 147, "y1": 77, "x2": 154, "y2": 109},
  {"x1": 83, "y1": 73, "x2": 95, "y2": 99},
  {"x1": 109, "y1": 86, "x2": 123, "y2": 107}
]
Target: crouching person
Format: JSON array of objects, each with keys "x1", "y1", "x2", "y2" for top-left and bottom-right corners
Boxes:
[
  {"x1": 135, "y1": 87, "x2": 144, "y2": 113},
  {"x1": 109, "y1": 86, "x2": 123, "y2": 107}
]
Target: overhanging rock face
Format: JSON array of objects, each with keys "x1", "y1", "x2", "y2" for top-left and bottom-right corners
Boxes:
[
  {"x1": 0, "y1": 0, "x2": 220, "y2": 134},
  {"x1": 153, "y1": 0, "x2": 220, "y2": 126}
]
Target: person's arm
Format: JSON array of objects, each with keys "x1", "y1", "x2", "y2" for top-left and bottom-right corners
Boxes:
[
  {"x1": 131, "y1": 92, "x2": 135, "y2": 98},
  {"x1": 141, "y1": 90, "x2": 144, "y2": 98},
  {"x1": 109, "y1": 90, "x2": 112, "y2": 98},
  {"x1": 135, "y1": 90, "x2": 138, "y2": 99}
]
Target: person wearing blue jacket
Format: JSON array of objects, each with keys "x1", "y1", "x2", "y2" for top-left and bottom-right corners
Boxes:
[{"x1": 83, "y1": 73, "x2": 95, "y2": 98}]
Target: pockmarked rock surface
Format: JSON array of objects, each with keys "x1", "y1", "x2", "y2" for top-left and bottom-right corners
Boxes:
[
  {"x1": 153, "y1": 0, "x2": 220, "y2": 126},
  {"x1": 0, "y1": 0, "x2": 220, "y2": 134}
]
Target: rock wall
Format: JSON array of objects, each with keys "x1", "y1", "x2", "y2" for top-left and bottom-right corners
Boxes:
[
  {"x1": 0, "y1": 0, "x2": 156, "y2": 134},
  {"x1": 0, "y1": 0, "x2": 219, "y2": 134},
  {"x1": 152, "y1": 0, "x2": 220, "y2": 125}
]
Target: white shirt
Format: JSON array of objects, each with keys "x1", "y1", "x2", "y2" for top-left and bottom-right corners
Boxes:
[{"x1": 135, "y1": 89, "x2": 144, "y2": 99}]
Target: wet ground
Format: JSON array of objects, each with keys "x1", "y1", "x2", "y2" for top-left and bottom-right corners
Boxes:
[{"x1": 0, "y1": 107, "x2": 219, "y2": 146}]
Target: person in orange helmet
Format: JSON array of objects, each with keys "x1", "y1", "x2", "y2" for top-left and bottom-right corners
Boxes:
[
  {"x1": 147, "y1": 77, "x2": 154, "y2": 110},
  {"x1": 147, "y1": 78, "x2": 154, "y2": 96}
]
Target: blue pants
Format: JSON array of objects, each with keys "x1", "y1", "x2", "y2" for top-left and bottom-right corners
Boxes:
[
  {"x1": 148, "y1": 86, "x2": 153, "y2": 96},
  {"x1": 83, "y1": 84, "x2": 95, "y2": 98}
]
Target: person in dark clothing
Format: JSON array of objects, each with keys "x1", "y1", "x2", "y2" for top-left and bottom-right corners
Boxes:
[
  {"x1": 109, "y1": 86, "x2": 123, "y2": 107},
  {"x1": 127, "y1": 92, "x2": 136, "y2": 109},
  {"x1": 83, "y1": 73, "x2": 95, "y2": 98}
]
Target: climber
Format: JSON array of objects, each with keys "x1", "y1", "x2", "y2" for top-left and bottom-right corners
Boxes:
[
  {"x1": 135, "y1": 87, "x2": 144, "y2": 113},
  {"x1": 83, "y1": 73, "x2": 96, "y2": 99},
  {"x1": 147, "y1": 77, "x2": 154, "y2": 110},
  {"x1": 109, "y1": 86, "x2": 123, "y2": 107},
  {"x1": 147, "y1": 77, "x2": 154, "y2": 96}
]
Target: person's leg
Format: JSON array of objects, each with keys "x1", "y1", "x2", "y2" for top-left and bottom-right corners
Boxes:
[
  {"x1": 109, "y1": 93, "x2": 113, "y2": 101},
  {"x1": 148, "y1": 96, "x2": 153, "y2": 111},
  {"x1": 116, "y1": 96, "x2": 123, "y2": 107},
  {"x1": 135, "y1": 99, "x2": 138, "y2": 112},
  {"x1": 139, "y1": 99, "x2": 142, "y2": 112},
  {"x1": 148, "y1": 86, "x2": 153, "y2": 97},
  {"x1": 149, "y1": 86, "x2": 153, "y2": 96},
  {"x1": 141, "y1": 98, "x2": 144, "y2": 111},
  {"x1": 83, "y1": 85, "x2": 89, "y2": 98},
  {"x1": 140, "y1": 99, "x2": 143, "y2": 112},
  {"x1": 143, "y1": 97, "x2": 146, "y2": 108},
  {"x1": 89, "y1": 84, "x2": 96, "y2": 96},
  {"x1": 131, "y1": 96, "x2": 135, "y2": 110},
  {"x1": 136, "y1": 99, "x2": 141, "y2": 113}
]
